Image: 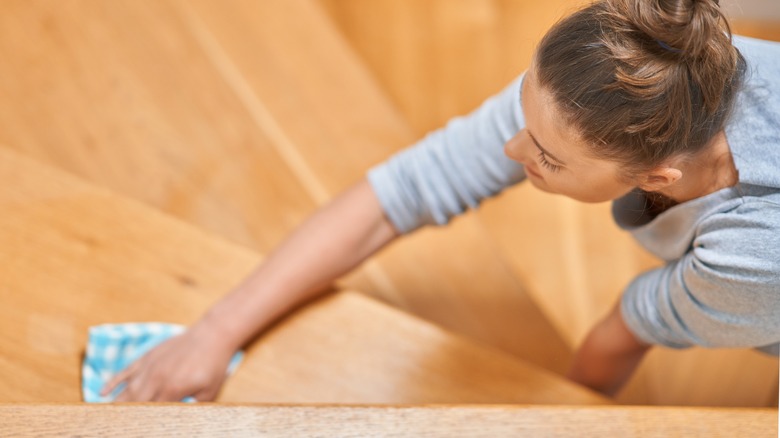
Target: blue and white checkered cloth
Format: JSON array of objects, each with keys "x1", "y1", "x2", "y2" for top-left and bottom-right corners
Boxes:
[{"x1": 82, "y1": 323, "x2": 243, "y2": 402}]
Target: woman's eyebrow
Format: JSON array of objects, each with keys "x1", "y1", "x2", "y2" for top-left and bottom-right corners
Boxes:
[{"x1": 528, "y1": 131, "x2": 567, "y2": 165}]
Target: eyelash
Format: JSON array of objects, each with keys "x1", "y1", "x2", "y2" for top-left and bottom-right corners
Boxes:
[{"x1": 537, "y1": 151, "x2": 562, "y2": 173}]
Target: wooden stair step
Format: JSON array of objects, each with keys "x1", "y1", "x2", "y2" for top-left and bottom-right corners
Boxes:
[
  {"x1": 0, "y1": 147, "x2": 605, "y2": 405},
  {"x1": 1, "y1": 405, "x2": 776, "y2": 437}
]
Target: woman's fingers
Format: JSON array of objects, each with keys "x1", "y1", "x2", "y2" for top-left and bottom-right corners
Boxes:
[
  {"x1": 191, "y1": 384, "x2": 220, "y2": 403},
  {"x1": 100, "y1": 359, "x2": 142, "y2": 396},
  {"x1": 114, "y1": 375, "x2": 158, "y2": 402},
  {"x1": 204, "y1": 372, "x2": 230, "y2": 402},
  {"x1": 98, "y1": 331, "x2": 234, "y2": 403},
  {"x1": 151, "y1": 380, "x2": 191, "y2": 402}
]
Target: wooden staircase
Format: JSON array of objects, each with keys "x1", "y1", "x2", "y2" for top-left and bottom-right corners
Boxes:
[{"x1": 0, "y1": 0, "x2": 776, "y2": 435}]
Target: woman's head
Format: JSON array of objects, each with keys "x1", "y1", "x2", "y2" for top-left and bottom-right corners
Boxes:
[{"x1": 504, "y1": 0, "x2": 746, "y2": 202}]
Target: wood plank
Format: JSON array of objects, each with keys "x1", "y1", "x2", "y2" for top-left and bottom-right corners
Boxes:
[
  {"x1": 0, "y1": 0, "x2": 572, "y2": 373},
  {"x1": 0, "y1": 147, "x2": 605, "y2": 405},
  {"x1": 0, "y1": 0, "x2": 310, "y2": 251},
  {"x1": 0, "y1": 0, "x2": 383, "y2": 306},
  {"x1": 220, "y1": 291, "x2": 607, "y2": 404},
  {"x1": 617, "y1": 347, "x2": 779, "y2": 408},
  {"x1": 318, "y1": 0, "x2": 780, "y2": 407},
  {"x1": 1, "y1": 405, "x2": 776, "y2": 437}
]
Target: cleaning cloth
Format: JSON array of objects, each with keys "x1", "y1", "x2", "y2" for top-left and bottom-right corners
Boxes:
[{"x1": 82, "y1": 322, "x2": 243, "y2": 402}]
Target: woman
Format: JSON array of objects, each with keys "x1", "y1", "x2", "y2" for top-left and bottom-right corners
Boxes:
[{"x1": 103, "y1": 0, "x2": 780, "y2": 401}]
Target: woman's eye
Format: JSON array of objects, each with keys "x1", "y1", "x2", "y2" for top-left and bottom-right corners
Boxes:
[{"x1": 538, "y1": 151, "x2": 562, "y2": 173}]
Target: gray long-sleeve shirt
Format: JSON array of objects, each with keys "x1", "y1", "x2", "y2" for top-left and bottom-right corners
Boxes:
[{"x1": 367, "y1": 35, "x2": 780, "y2": 355}]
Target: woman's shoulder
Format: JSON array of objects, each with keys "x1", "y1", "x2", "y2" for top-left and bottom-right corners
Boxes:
[
  {"x1": 733, "y1": 35, "x2": 780, "y2": 72},
  {"x1": 734, "y1": 35, "x2": 780, "y2": 51},
  {"x1": 734, "y1": 35, "x2": 780, "y2": 50},
  {"x1": 726, "y1": 37, "x2": 780, "y2": 190},
  {"x1": 694, "y1": 187, "x2": 780, "y2": 277},
  {"x1": 698, "y1": 185, "x2": 780, "y2": 229}
]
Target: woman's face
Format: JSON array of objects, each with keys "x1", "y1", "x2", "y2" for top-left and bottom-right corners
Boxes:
[{"x1": 504, "y1": 68, "x2": 636, "y2": 203}]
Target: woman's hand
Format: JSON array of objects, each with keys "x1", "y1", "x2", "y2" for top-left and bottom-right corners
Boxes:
[
  {"x1": 101, "y1": 323, "x2": 235, "y2": 402},
  {"x1": 100, "y1": 179, "x2": 398, "y2": 402}
]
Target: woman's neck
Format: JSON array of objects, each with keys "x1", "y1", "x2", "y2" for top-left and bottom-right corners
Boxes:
[{"x1": 657, "y1": 131, "x2": 739, "y2": 204}]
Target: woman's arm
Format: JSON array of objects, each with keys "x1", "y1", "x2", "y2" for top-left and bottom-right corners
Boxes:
[
  {"x1": 567, "y1": 303, "x2": 652, "y2": 397},
  {"x1": 102, "y1": 71, "x2": 533, "y2": 403},
  {"x1": 102, "y1": 178, "x2": 400, "y2": 402}
]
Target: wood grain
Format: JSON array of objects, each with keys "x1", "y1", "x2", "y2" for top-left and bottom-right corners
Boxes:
[
  {"x1": 0, "y1": 146, "x2": 605, "y2": 405},
  {"x1": 0, "y1": 0, "x2": 312, "y2": 251},
  {"x1": 0, "y1": 0, "x2": 571, "y2": 374},
  {"x1": 0, "y1": 404, "x2": 776, "y2": 437}
]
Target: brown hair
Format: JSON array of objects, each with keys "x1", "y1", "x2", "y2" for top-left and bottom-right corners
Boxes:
[{"x1": 534, "y1": 0, "x2": 746, "y2": 173}]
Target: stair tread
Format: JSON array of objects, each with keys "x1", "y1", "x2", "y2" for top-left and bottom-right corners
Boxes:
[{"x1": 1, "y1": 404, "x2": 775, "y2": 437}]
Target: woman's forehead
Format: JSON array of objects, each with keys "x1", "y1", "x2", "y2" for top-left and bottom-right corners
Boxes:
[{"x1": 521, "y1": 70, "x2": 585, "y2": 163}]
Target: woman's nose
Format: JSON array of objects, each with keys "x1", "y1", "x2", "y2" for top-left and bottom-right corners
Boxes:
[{"x1": 503, "y1": 130, "x2": 526, "y2": 163}]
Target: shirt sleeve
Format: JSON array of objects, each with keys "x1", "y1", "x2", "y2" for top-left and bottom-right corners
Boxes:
[
  {"x1": 621, "y1": 200, "x2": 780, "y2": 351},
  {"x1": 366, "y1": 73, "x2": 528, "y2": 234}
]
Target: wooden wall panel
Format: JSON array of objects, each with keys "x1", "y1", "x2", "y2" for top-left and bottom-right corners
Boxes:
[{"x1": 318, "y1": 0, "x2": 581, "y2": 136}]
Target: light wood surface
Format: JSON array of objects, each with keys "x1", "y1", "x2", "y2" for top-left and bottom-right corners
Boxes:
[
  {"x1": 221, "y1": 291, "x2": 607, "y2": 404},
  {"x1": 1, "y1": 404, "x2": 776, "y2": 437},
  {"x1": 0, "y1": 0, "x2": 571, "y2": 374},
  {"x1": 0, "y1": 146, "x2": 606, "y2": 405},
  {"x1": 319, "y1": 0, "x2": 780, "y2": 407},
  {"x1": 733, "y1": 19, "x2": 780, "y2": 41}
]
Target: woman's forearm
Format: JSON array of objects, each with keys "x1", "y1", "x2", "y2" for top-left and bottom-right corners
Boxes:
[
  {"x1": 567, "y1": 303, "x2": 652, "y2": 397},
  {"x1": 195, "y1": 178, "x2": 399, "y2": 352},
  {"x1": 102, "y1": 179, "x2": 400, "y2": 402}
]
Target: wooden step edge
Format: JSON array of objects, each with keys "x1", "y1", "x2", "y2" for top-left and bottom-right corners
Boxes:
[{"x1": 1, "y1": 404, "x2": 776, "y2": 437}]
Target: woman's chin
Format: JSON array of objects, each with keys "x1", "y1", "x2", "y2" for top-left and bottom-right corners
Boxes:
[{"x1": 528, "y1": 177, "x2": 554, "y2": 193}]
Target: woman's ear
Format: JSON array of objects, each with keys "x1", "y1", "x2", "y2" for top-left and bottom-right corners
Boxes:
[{"x1": 637, "y1": 167, "x2": 683, "y2": 192}]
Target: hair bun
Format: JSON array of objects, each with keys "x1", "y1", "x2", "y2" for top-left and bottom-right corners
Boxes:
[{"x1": 608, "y1": 0, "x2": 730, "y2": 60}]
